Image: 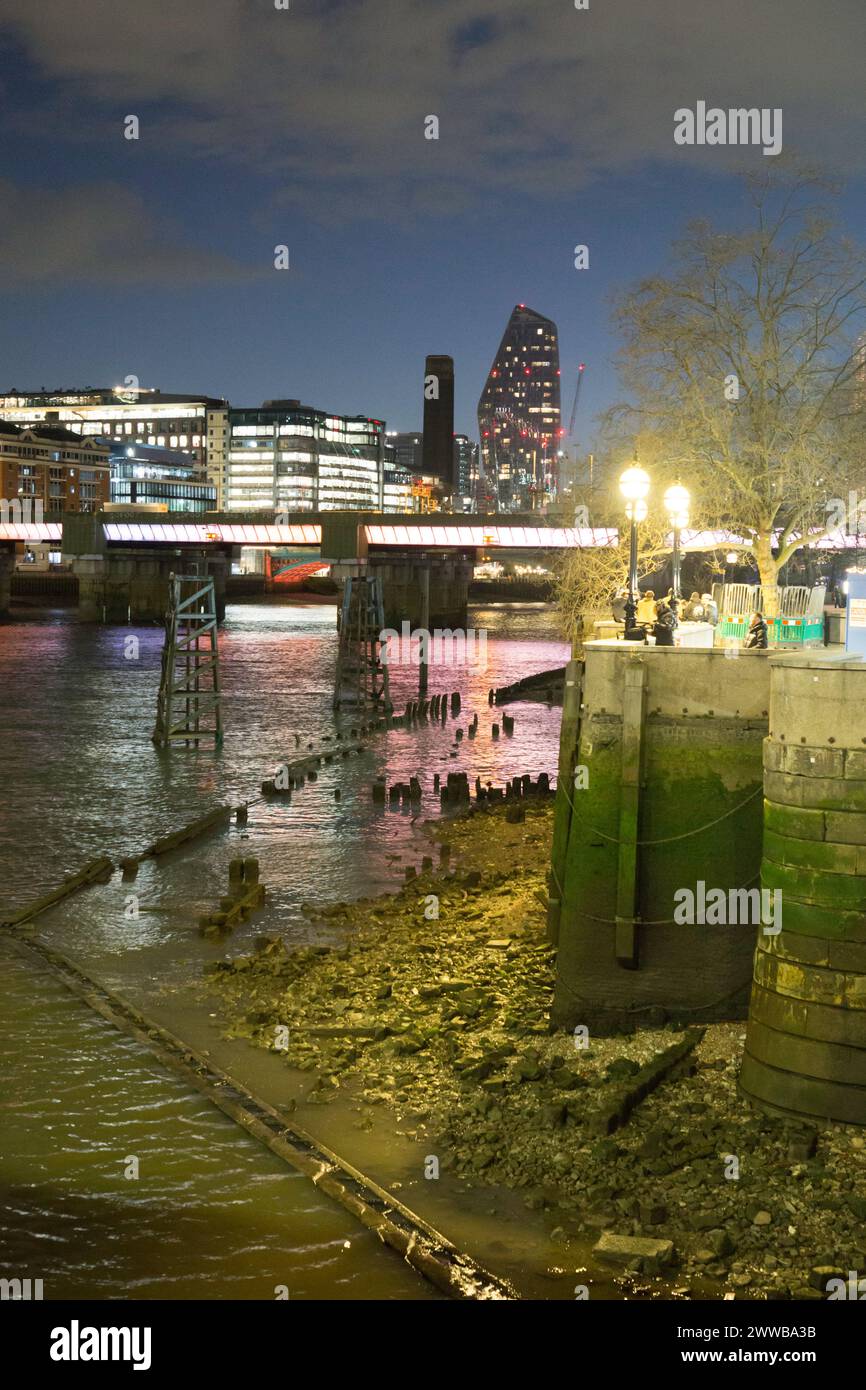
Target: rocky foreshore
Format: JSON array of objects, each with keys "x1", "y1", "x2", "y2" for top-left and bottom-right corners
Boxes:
[{"x1": 203, "y1": 798, "x2": 866, "y2": 1300}]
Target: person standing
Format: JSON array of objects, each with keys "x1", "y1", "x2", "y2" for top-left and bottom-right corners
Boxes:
[
  {"x1": 653, "y1": 599, "x2": 678, "y2": 647},
  {"x1": 636, "y1": 589, "x2": 657, "y2": 626},
  {"x1": 745, "y1": 611, "x2": 768, "y2": 649},
  {"x1": 682, "y1": 590, "x2": 703, "y2": 620},
  {"x1": 701, "y1": 592, "x2": 718, "y2": 625}
]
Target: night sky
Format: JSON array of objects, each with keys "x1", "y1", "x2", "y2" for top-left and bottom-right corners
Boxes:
[{"x1": 2, "y1": 1, "x2": 865, "y2": 447}]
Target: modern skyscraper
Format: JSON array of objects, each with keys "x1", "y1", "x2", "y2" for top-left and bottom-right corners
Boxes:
[
  {"x1": 453, "y1": 434, "x2": 478, "y2": 503},
  {"x1": 422, "y1": 355, "x2": 454, "y2": 483},
  {"x1": 477, "y1": 305, "x2": 561, "y2": 510}
]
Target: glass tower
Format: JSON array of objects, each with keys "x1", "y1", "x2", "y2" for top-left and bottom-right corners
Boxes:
[{"x1": 477, "y1": 304, "x2": 561, "y2": 510}]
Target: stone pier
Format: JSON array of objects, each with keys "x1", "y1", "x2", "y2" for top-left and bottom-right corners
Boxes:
[
  {"x1": 330, "y1": 555, "x2": 472, "y2": 629},
  {"x1": 0, "y1": 545, "x2": 14, "y2": 617},
  {"x1": 551, "y1": 643, "x2": 772, "y2": 1032},
  {"x1": 59, "y1": 511, "x2": 228, "y2": 624},
  {"x1": 70, "y1": 549, "x2": 228, "y2": 623},
  {"x1": 741, "y1": 655, "x2": 866, "y2": 1125}
]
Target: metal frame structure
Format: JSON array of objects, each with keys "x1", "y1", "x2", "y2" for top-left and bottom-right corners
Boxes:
[
  {"x1": 716, "y1": 582, "x2": 826, "y2": 645},
  {"x1": 153, "y1": 572, "x2": 223, "y2": 748},
  {"x1": 333, "y1": 575, "x2": 391, "y2": 713}
]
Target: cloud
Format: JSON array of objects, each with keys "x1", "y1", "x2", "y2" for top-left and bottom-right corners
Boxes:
[
  {"x1": 0, "y1": 180, "x2": 263, "y2": 286},
  {"x1": 1, "y1": 0, "x2": 865, "y2": 222}
]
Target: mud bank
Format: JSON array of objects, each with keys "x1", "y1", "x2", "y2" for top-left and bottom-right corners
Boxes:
[{"x1": 204, "y1": 799, "x2": 866, "y2": 1301}]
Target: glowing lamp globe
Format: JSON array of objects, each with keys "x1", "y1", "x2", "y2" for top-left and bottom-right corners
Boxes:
[
  {"x1": 664, "y1": 483, "x2": 690, "y2": 528},
  {"x1": 619, "y1": 465, "x2": 651, "y2": 504}
]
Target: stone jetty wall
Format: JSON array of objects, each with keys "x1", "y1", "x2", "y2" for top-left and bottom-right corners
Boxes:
[
  {"x1": 552, "y1": 645, "x2": 771, "y2": 1032},
  {"x1": 741, "y1": 656, "x2": 866, "y2": 1126}
]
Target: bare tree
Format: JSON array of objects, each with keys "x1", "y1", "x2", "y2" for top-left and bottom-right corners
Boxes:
[
  {"x1": 556, "y1": 476, "x2": 673, "y2": 652},
  {"x1": 608, "y1": 164, "x2": 866, "y2": 616}
]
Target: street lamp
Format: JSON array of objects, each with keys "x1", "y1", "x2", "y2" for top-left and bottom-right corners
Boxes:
[
  {"x1": 619, "y1": 463, "x2": 651, "y2": 634},
  {"x1": 664, "y1": 482, "x2": 691, "y2": 606},
  {"x1": 725, "y1": 550, "x2": 738, "y2": 585}
]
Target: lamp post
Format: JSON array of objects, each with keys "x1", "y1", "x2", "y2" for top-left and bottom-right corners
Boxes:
[
  {"x1": 619, "y1": 463, "x2": 651, "y2": 634},
  {"x1": 664, "y1": 483, "x2": 691, "y2": 609}
]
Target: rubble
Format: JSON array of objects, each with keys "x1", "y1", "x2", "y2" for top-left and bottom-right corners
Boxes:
[{"x1": 203, "y1": 798, "x2": 866, "y2": 1300}]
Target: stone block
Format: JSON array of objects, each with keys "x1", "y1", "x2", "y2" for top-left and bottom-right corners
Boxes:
[
  {"x1": 764, "y1": 800, "x2": 826, "y2": 841},
  {"x1": 761, "y1": 930, "x2": 830, "y2": 968},
  {"x1": 779, "y1": 897, "x2": 866, "y2": 943},
  {"x1": 825, "y1": 810, "x2": 866, "y2": 845},
  {"x1": 845, "y1": 750, "x2": 866, "y2": 779},
  {"x1": 763, "y1": 828, "x2": 858, "y2": 875},
  {"x1": 762, "y1": 857, "x2": 866, "y2": 911},
  {"x1": 784, "y1": 745, "x2": 845, "y2": 779},
  {"x1": 593, "y1": 1232, "x2": 674, "y2": 1267}
]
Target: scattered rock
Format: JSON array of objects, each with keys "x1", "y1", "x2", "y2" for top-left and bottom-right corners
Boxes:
[{"x1": 594, "y1": 1232, "x2": 675, "y2": 1269}]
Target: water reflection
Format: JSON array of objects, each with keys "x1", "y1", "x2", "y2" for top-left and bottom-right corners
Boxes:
[{"x1": 0, "y1": 598, "x2": 567, "y2": 1299}]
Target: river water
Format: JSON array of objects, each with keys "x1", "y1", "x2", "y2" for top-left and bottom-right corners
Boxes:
[{"x1": 0, "y1": 599, "x2": 569, "y2": 1300}]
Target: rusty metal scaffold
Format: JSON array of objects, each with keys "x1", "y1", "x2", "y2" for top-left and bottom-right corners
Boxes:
[
  {"x1": 153, "y1": 572, "x2": 223, "y2": 748},
  {"x1": 333, "y1": 575, "x2": 391, "y2": 713}
]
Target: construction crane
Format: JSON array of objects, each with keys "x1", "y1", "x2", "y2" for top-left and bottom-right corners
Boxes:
[
  {"x1": 567, "y1": 362, "x2": 587, "y2": 437},
  {"x1": 558, "y1": 362, "x2": 588, "y2": 506}
]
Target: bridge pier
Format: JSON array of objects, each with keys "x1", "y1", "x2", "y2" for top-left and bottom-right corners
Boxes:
[
  {"x1": 0, "y1": 545, "x2": 14, "y2": 617},
  {"x1": 70, "y1": 549, "x2": 228, "y2": 624},
  {"x1": 330, "y1": 554, "x2": 472, "y2": 630}
]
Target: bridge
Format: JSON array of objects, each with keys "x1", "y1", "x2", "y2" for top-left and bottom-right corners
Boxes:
[
  {"x1": 0, "y1": 511, "x2": 622, "y2": 624},
  {"x1": 0, "y1": 513, "x2": 618, "y2": 552},
  {"x1": 0, "y1": 507, "x2": 815, "y2": 625}
]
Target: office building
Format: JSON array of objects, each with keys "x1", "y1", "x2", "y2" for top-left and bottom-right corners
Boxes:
[
  {"x1": 453, "y1": 434, "x2": 478, "y2": 503},
  {"x1": 386, "y1": 432, "x2": 424, "y2": 475},
  {"x1": 0, "y1": 387, "x2": 230, "y2": 505},
  {"x1": 0, "y1": 421, "x2": 110, "y2": 514},
  {"x1": 382, "y1": 462, "x2": 414, "y2": 512},
  {"x1": 108, "y1": 442, "x2": 216, "y2": 513},
  {"x1": 226, "y1": 400, "x2": 386, "y2": 512},
  {"x1": 477, "y1": 304, "x2": 561, "y2": 509}
]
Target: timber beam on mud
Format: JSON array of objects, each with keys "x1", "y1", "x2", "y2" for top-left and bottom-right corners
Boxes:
[
  {"x1": 0, "y1": 856, "x2": 114, "y2": 928},
  {"x1": 6, "y1": 930, "x2": 516, "y2": 1302},
  {"x1": 142, "y1": 805, "x2": 234, "y2": 859},
  {"x1": 586, "y1": 1028, "x2": 706, "y2": 1136},
  {"x1": 490, "y1": 667, "x2": 565, "y2": 707}
]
